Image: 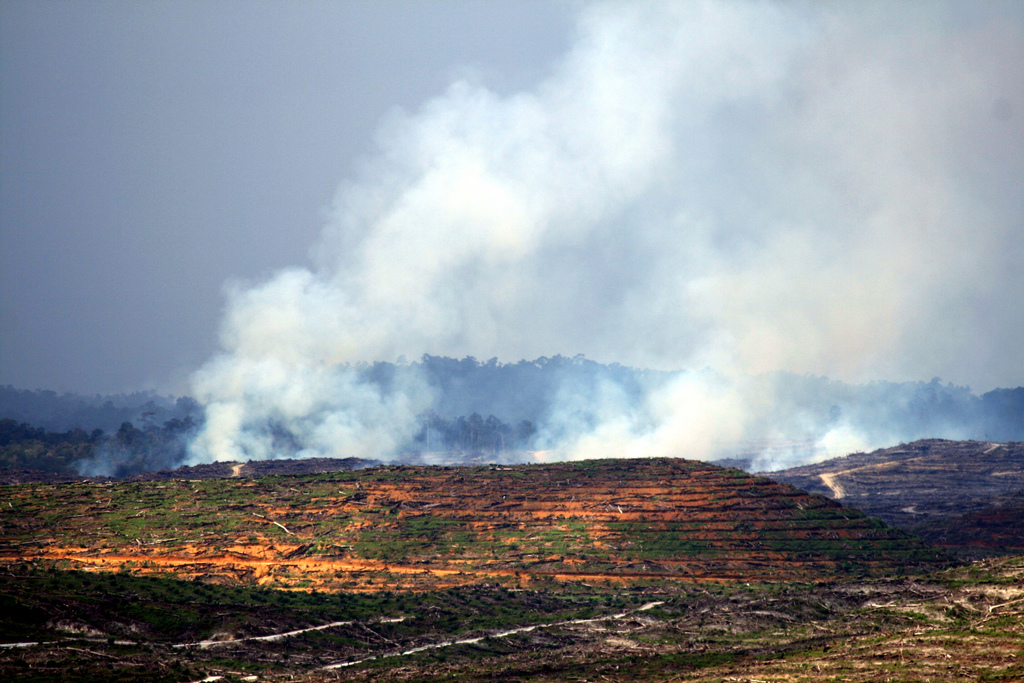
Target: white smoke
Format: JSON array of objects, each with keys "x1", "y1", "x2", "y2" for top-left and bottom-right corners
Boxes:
[{"x1": 188, "y1": 1, "x2": 1024, "y2": 465}]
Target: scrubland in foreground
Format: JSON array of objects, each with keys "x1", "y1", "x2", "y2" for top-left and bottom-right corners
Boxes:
[{"x1": 1, "y1": 555, "x2": 1022, "y2": 682}]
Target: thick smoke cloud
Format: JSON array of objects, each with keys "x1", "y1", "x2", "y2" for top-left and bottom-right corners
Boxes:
[{"x1": 188, "y1": 1, "x2": 1024, "y2": 467}]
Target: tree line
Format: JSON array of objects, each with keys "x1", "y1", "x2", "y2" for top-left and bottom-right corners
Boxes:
[
  {"x1": 411, "y1": 412, "x2": 537, "y2": 453},
  {"x1": 0, "y1": 416, "x2": 200, "y2": 477}
]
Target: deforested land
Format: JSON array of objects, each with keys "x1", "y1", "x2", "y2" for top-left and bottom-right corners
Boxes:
[{"x1": 1, "y1": 457, "x2": 1021, "y2": 682}]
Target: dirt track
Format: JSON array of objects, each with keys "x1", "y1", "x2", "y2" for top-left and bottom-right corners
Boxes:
[{"x1": 771, "y1": 439, "x2": 1024, "y2": 557}]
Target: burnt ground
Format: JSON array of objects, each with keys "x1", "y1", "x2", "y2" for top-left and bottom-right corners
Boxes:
[{"x1": 769, "y1": 439, "x2": 1024, "y2": 558}]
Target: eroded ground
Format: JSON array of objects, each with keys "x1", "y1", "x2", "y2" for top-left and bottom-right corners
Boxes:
[{"x1": 1, "y1": 458, "x2": 946, "y2": 590}]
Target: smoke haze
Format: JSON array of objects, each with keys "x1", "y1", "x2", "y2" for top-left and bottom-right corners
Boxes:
[{"x1": 188, "y1": 1, "x2": 1024, "y2": 467}]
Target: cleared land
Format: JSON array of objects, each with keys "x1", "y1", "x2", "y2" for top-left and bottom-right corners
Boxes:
[
  {"x1": 0, "y1": 458, "x2": 945, "y2": 590},
  {"x1": 5, "y1": 457, "x2": 1015, "y2": 683},
  {"x1": 1, "y1": 554, "x2": 1021, "y2": 682},
  {"x1": 771, "y1": 439, "x2": 1024, "y2": 558}
]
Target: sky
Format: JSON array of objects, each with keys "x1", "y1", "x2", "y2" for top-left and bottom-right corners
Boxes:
[
  {"x1": 2, "y1": 0, "x2": 1023, "y2": 419},
  {"x1": 1, "y1": 0, "x2": 574, "y2": 394}
]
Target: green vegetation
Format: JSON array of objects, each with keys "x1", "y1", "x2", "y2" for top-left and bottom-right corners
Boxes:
[
  {"x1": 0, "y1": 564, "x2": 635, "y2": 645},
  {"x1": 0, "y1": 418, "x2": 97, "y2": 474},
  {"x1": 0, "y1": 416, "x2": 199, "y2": 477},
  {"x1": 0, "y1": 563, "x2": 647, "y2": 682},
  {"x1": 0, "y1": 457, "x2": 984, "y2": 682},
  {"x1": 1, "y1": 458, "x2": 949, "y2": 590},
  {"x1": 4, "y1": 557, "x2": 1020, "y2": 683}
]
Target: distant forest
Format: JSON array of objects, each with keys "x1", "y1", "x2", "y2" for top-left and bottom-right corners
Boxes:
[
  {"x1": 2, "y1": 355, "x2": 1023, "y2": 478},
  {"x1": 361, "y1": 355, "x2": 1024, "y2": 446},
  {"x1": 0, "y1": 386, "x2": 200, "y2": 433},
  {"x1": 0, "y1": 386, "x2": 202, "y2": 477},
  {"x1": 0, "y1": 416, "x2": 199, "y2": 478}
]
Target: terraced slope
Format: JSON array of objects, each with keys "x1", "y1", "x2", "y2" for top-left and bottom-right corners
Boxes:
[
  {"x1": 770, "y1": 439, "x2": 1024, "y2": 557},
  {"x1": 1, "y1": 458, "x2": 946, "y2": 590}
]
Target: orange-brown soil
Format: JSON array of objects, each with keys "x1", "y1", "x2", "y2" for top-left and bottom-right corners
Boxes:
[{"x1": 0, "y1": 458, "x2": 946, "y2": 590}]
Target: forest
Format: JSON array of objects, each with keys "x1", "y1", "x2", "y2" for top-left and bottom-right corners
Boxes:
[{"x1": 2, "y1": 355, "x2": 1023, "y2": 478}]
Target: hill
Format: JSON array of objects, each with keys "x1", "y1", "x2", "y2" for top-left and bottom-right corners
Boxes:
[
  {"x1": 8, "y1": 457, "x2": 1020, "y2": 683},
  {"x1": 769, "y1": 439, "x2": 1024, "y2": 558},
  {"x1": 1, "y1": 458, "x2": 946, "y2": 591}
]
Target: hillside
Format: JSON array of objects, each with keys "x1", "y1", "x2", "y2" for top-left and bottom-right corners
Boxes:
[
  {"x1": 0, "y1": 458, "x2": 946, "y2": 591},
  {"x1": 6, "y1": 457, "x2": 1019, "y2": 683},
  {"x1": 769, "y1": 439, "x2": 1024, "y2": 558}
]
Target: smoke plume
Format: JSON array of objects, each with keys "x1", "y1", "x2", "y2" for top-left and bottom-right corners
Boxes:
[{"x1": 188, "y1": 1, "x2": 1024, "y2": 467}]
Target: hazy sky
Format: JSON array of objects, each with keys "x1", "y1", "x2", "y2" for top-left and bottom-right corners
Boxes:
[
  {"x1": 3, "y1": 0, "x2": 1022, "y2": 403},
  {"x1": 1, "y1": 0, "x2": 573, "y2": 394}
]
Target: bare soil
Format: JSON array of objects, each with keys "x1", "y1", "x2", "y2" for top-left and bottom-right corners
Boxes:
[
  {"x1": 770, "y1": 439, "x2": 1024, "y2": 558},
  {"x1": 0, "y1": 457, "x2": 1017, "y2": 682},
  {"x1": 1, "y1": 458, "x2": 946, "y2": 591}
]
